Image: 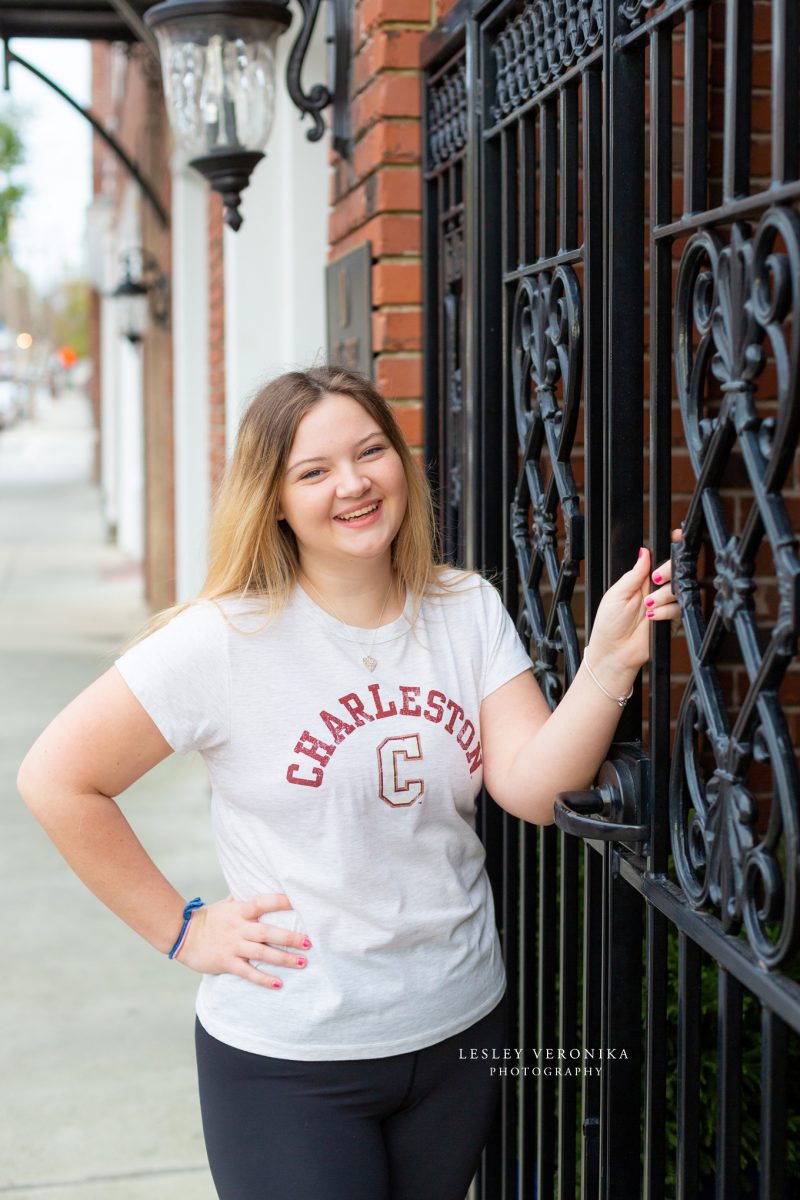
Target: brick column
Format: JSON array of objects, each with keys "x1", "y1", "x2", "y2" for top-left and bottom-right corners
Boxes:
[{"x1": 327, "y1": 0, "x2": 458, "y2": 463}]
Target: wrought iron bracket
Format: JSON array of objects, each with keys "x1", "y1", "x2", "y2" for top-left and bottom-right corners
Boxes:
[
  {"x1": 2, "y1": 42, "x2": 169, "y2": 230},
  {"x1": 287, "y1": 0, "x2": 352, "y2": 160},
  {"x1": 554, "y1": 744, "x2": 650, "y2": 846}
]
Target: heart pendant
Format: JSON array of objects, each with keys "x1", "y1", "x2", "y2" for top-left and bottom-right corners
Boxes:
[{"x1": 362, "y1": 655, "x2": 377, "y2": 671}]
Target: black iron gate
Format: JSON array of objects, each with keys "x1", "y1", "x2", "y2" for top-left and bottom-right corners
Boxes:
[{"x1": 422, "y1": 1, "x2": 800, "y2": 1196}]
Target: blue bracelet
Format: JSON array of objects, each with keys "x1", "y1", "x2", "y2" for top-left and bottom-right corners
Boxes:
[{"x1": 168, "y1": 897, "x2": 204, "y2": 960}]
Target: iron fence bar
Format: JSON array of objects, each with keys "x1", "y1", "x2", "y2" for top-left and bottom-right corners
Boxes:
[
  {"x1": 463, "y1": 18, "x2": 479, "y2": 572},
  {"x1": 722, "y1": 0, "x2": 752, "y2": 203},
  {"x1": 653, "y1": 178, "x2": 800, "y2": 238},
  {"x1": 519, "y1": 112, "x2": 536, "y2": 268},
  {"x1": 582, "y1": 64, "x2": 604, "y2": 632},
  {"x1": 559, "y1": 85, "x2": 578, "y2": 253},
  {"x1": 599, "y1": 844, "x2": 611, "y2": 1194},
  {"x1": 536, "y1": 824, "x2": 558, "y2": 1197},
  {"x1": 519, "y1": 819, "x2": 538, "y2": 1199},
  {"x1": 501, "y1": 809, "x2": 522, "y2": 1199},
  {"x1": 539, "y1": 99, "x2": 558, "y2": 262},
  {"x1": 581, "y1": 844, "x2": 603, "y2": 1198},
  {"x1": 682, "y1": 3, "x2": 708, "y2": 217},
  {"x1": 480, "y1": 798, "x2": 505, "y2": 1200},
  {"x1": 437, "y1": 200, "x2": 466, "y2": 224},
  {"x1": 602, "y1": 8, "x2": 646, "y2": 1182},
  {"x1": 648, "y1": 18, "x2": 673, "y2": 881},
  {"x1": 501, "y1": 246, "x2": 585, "y2": 283},
  {"x1": 716, "y1": 969, "x2": 743, "y2": 1200},
  {"x1": 772, "y1": 0, "x2": 798, "y2": 186},
  {"x1": 644, "y1": 26, "x2": 671, "y2": 1200},
  {"x1": 603, "y1": 0, "x2": 645, "y2": 611},
  {"x1": 477, "y1": 65, "x2": 506, "y2": 581},
  {"x1": 436, "y1": 168, "x2": 448, "y2": 558},
  {"x1": 498, "y1": 108, "x2": 520, "y2": 1196},
  {"x1": 501, "y1": 124, "x2": 518, "y2": 277},
  {"x1": 644, "y1": 906, "x2": 668, "y2": 1200},
  {"x1": 603, "y1": 853, "x2": 645, "y2": 1197},
  {"x1": 421, "y1": 79, "x2": 440, "y2": 499},
  {"x1": 581, "y1": 58, "x2": 605, "y2": 1200},
  {"x1": 760, "y1": 1007, "x2": 788, "y2": 1196},
  {"x1": 557, "y1": 829, "x2": 579, "y2": 1198},
  {"x1": 677, "y1": 932, "x2": 701, "y2": 1200},
  {"x1": 618, "y1": 861, "x2": 800, "y2": 1031}
]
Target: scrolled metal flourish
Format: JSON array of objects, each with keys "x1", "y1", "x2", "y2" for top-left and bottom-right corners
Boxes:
[
  {"x1": 670, "y1": 209, "x2": 800, "y2": 968},
  {"x1": 491, "y1": 0, "x2": 603, "y2": 123},
  {"x1": 617, "y1": 0, "x2": 671, "y2": 29},
  {"x1": 427, "y1": 63, "x2": 467, "y2": 169},
  {"x1": 510, "y1": 268, "x2": 584, "y2": 710}
]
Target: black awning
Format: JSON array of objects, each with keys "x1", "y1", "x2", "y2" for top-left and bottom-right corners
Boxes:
[{"x1": 0, "y1": 2, "x2": 154, "y2": 41}]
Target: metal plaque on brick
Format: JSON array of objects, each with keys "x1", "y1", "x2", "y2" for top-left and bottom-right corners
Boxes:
[{"x1": 326, "y1": 242, "x2": 372, "y2": 378}]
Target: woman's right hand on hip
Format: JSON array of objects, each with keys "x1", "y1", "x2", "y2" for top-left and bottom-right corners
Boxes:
[{"x1": 174, "y1": 892, "x2": 311, "y2": 989}]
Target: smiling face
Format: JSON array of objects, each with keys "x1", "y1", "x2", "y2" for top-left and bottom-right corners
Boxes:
[{"x1": 277, "y1": 392, "x2": 409, "y2": 570}]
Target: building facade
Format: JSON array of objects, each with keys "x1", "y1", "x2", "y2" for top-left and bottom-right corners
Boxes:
[{"x1": 82, "y1": 0, "x2": 800, "y2": 1194}]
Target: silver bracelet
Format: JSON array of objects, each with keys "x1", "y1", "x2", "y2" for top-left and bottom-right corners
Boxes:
[{"x1": 582, "y1": 648, "x2": 634, "y2": 708}]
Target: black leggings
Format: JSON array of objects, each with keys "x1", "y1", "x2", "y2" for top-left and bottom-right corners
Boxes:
[{"x1": 195, "y1": 994, "x2": 508, "y2": 1200}]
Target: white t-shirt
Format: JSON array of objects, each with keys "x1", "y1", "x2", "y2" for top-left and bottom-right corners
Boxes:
[{"x1": 114, "y1": 569, "x2": 535, "y2": 1060}]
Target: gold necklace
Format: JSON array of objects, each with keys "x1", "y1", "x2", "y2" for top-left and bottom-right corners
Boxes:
[{"x1": 299, "y1": 573, "x2": 397, "y2": 671}]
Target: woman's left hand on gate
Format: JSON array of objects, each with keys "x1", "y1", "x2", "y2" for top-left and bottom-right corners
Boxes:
[{"x1": 586, "y1": 529, "x2": 683, "y2": 673}]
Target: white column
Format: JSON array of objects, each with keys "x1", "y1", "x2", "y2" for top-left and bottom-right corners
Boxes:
[
  {"x1": 224, "y1": 16, "x2": 329, "y2": 456},
  {"x1": 110, "y1": 185, "x2": 145, "y2": 563},
  {"x1": 99, "y1": 290, "x2": 118, "y2": 540},
  {"x1": 171, "y1": 163, "x2": 210, "y2": 602},
  {"x1": 115, "y1": 334, "x2": 144, "y2": 561}
]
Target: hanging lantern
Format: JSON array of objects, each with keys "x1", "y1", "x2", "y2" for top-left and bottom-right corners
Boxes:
[
  {"x1": 111, "y1": 272, "x2": 149, "y2": 345},
  {"x1": 146, "y1": 0, "x2": 352, "y2": 231},
  {"x1": 145, "y1": 0, "x2": 291, "y2": 230},
  {"x1": 111, "y1": 250, "x2": 170, "y2": 345}
]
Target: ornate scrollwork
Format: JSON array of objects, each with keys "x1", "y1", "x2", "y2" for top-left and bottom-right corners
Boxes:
[
  {"x1": 427, "y1": 62, "x2": 467, "y2": 169},
  {"x1": 617, "y1": 0, "x2": 671, "y2": 29},
  {"x1": 713, "y1": 537, "x2": 756, "y2": 628},
  {"x1": 670, "y1": 209, "x2": 800, "y2": 968},
  {"x1": 491, "y1": 0, "x2": 603, "y2": 122},
  {"x1": 510, "y1": 268, "x2": 584, "y2": 709}
]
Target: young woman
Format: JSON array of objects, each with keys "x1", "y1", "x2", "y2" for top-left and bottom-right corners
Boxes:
[{"x1": 17, "y1": 365, "x2": 679, "y2": 1200}]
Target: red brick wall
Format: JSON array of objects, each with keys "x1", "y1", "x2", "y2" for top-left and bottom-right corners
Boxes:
[
  {"x1": 327, "y1": 0, "x2": 458, "y2": 468},
  {"x1": 90, "y1": 43, "x2": 175, "y2": 610},
  {"x1": 137, "y1": 52, "x2": 175, "y2": 611}
]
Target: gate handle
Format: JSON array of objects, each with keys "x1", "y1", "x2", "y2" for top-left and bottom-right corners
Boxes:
[{"x1": 553, "y1": 752, "x2": 649, "y2": 844}]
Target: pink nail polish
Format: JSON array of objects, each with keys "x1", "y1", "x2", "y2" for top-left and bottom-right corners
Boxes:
[
  {"x1": 297, "y1": 957, "x2": 306, "y2": 967},
  {"x1": 652, "y1": 573, "x2": 662, "y2": 584},
  {"x1": 647, "y1": 611, "x2": 655, "y2": 619},
  {"x1": 272, "y1": 980, "x2": 282, "y2": 989},
  {"x1": 302, "y1": 938, "x2": 311, "y2": 949},
  {"x1": 638, "y1": 547, "x2": 644, "y2": 559},
  {"x1": 645, "y1": 597, "x2": 655, "y2": 608}
]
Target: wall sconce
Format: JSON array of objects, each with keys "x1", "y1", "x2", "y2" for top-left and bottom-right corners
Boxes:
[
  {"x1": 111, "y1": 249, "x2": 170, "y2": 345},
  {"x1": 144, "y1": 0, "x2": 352, "y2": 231}
]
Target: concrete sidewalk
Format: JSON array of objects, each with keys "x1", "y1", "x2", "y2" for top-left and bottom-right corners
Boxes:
[{"x1": 0, "y1": 391, "x2": 221, "y2": 1198}]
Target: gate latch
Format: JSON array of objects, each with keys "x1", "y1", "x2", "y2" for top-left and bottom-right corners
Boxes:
[{"x1": 553, "y1": 744, "x2": 649, "y2": 847}]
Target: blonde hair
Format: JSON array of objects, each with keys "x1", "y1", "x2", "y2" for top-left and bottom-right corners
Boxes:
[{"x1": 124, "y1": 365, "x2": 490, "y2": 649}]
